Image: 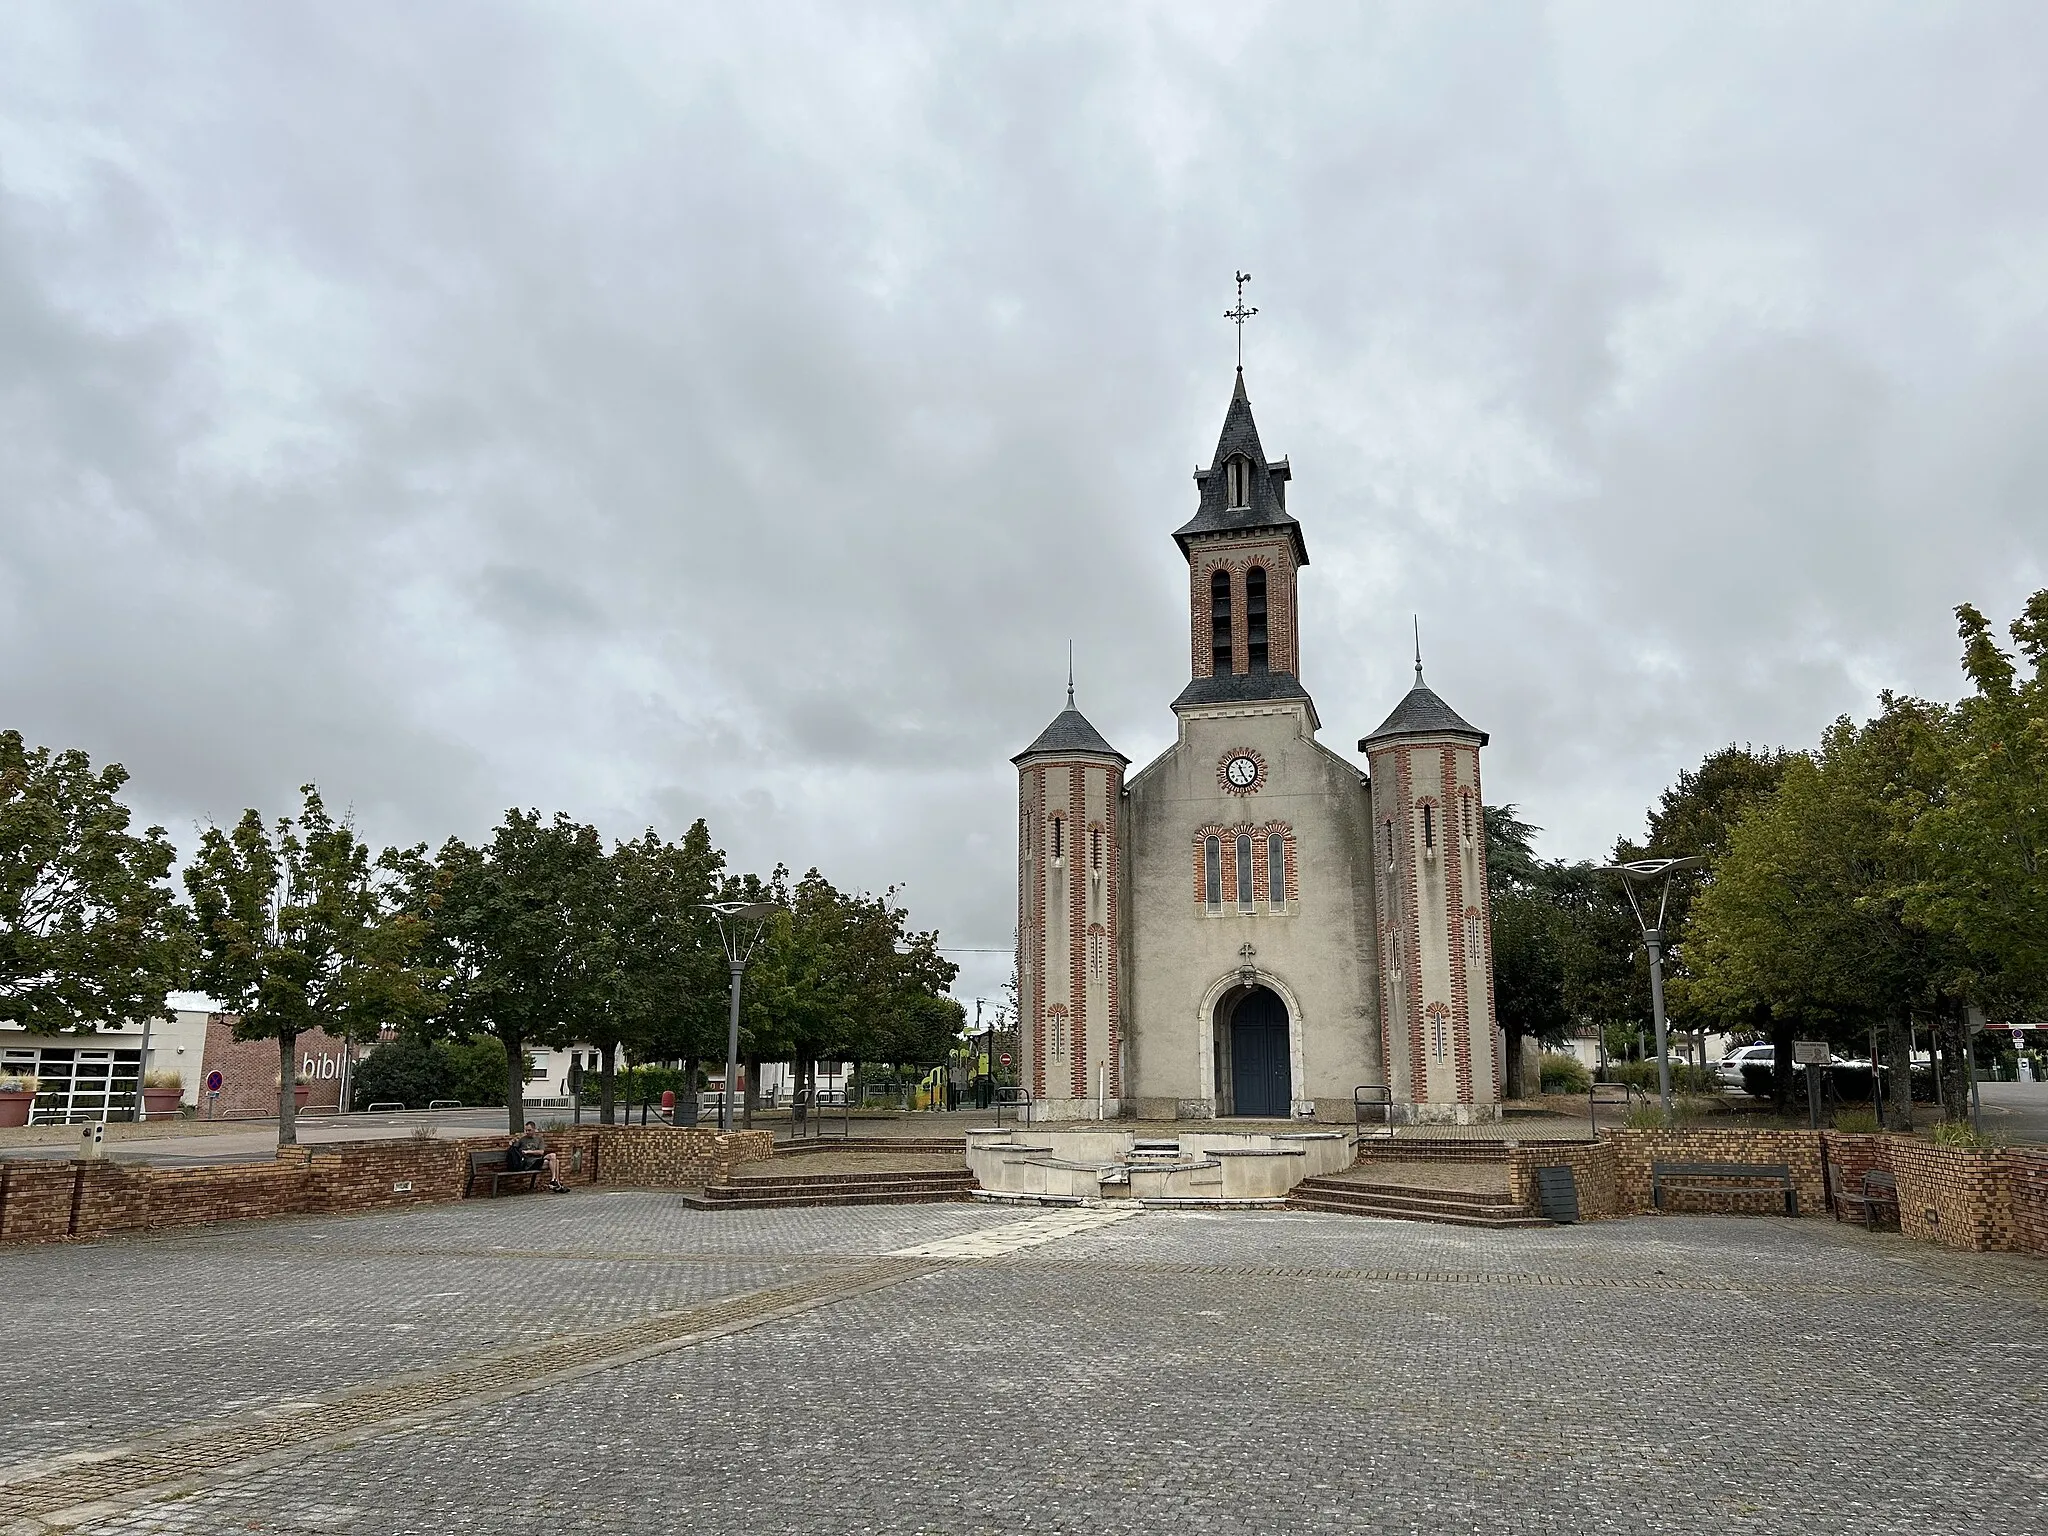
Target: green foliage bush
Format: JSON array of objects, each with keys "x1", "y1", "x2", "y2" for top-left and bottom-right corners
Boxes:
[
  {"x1": 1832, "y1": 1108, "x2": 1880, "y2": 1134},
  {"x1": 1538, "y1": 1053, "x2": 1590, "y2": 1094},
  {"x1": 350, "y1": 1035, "x2": 507, "y2": 1110},
  {"x1": 1930, "y1": 1119, "x2": 2006, "y2": 1150}
]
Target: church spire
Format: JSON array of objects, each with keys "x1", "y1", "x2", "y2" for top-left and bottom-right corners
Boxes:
[{"x1": 1414, "y1": 616, "x2": 1424, "y2": 686}]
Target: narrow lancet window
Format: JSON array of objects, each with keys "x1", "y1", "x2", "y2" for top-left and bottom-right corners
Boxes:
[
  {"x1": 1236, "y1": 834, "x2": 1254, "y2": 909},
  {"x1": 1204, "y1": 836, "x2": 1222, "y2": 908},
  {"x1": 1268, "y1": 834, "x2": 1285, "y2": 909},
  {"x1": 1225, "y1": 457, "x2": 1248, "y2": 508}
]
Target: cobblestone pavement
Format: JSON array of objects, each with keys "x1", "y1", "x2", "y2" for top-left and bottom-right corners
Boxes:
[{"x1": 2, "y1": 1198, "x2": 2042, "y2": 1535}]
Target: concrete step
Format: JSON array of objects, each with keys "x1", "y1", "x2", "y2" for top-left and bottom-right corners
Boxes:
[{"x1": 772, "y1": 1137, "x2": 967, "y2": 1155}]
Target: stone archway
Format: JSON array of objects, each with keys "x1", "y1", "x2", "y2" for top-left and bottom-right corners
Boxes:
[{"x1": 1216, "y1": 984, "x2": 1290, "y2": 1118}]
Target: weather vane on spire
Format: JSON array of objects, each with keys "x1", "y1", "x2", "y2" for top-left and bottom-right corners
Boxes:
[{"x1": 1225, "y1": 271, "x2": 1257, "y2": 371}]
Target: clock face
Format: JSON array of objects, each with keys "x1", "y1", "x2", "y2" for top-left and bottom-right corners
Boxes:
[{"x1": 1226, "y1": 755, "x2": 1260, "y2": 789}]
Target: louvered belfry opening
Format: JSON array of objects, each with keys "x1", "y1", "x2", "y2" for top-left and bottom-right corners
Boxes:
[
  {"x1": 1246, "y1": 566, "x2": 1268, "y2": 673},
  {"x1": 1210, "y1": 568, "x2": 1234, "y2": 675}
]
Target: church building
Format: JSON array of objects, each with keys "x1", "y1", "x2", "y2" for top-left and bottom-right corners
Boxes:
[{"x1": 1013, "y1": 370, "x2": 1502, "y2": 1125}]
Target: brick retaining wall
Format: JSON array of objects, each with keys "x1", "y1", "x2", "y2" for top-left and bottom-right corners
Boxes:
[
  {"x1": 592, "y1": 1127, "x2": 774, "y2": 1188},
  {"x1": 1507, "y1": 1142, "x2": 1619, "y2": 1219},
  {"x1": 0, "y1": 1128, "x2": 608, "y2": 1244},
  {"x1": 1605, "y1": 1128, "x2": 1828, "y2": 1216}
]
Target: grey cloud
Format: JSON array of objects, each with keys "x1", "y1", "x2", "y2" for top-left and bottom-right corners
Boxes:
[{"x1": 3, "y1": 1, "x2": 2045, "y2": 1008}]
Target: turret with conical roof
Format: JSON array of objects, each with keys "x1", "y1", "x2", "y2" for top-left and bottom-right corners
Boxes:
[
  {"x1": 1357, "y1": 631, "x2": 1501, "y2": 1123},
  {"x1": 1014, "y1": 677, "x2": 1126, "y2": 1118}
]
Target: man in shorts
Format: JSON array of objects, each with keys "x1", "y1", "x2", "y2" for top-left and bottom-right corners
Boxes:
[{"x1": 509, "y1": 1122, "x2": 569, "y2": 1192}]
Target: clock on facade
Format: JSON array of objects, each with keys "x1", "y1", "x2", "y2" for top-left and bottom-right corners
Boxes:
[{"x1": 1220, "y1": 750, "x2": 1266, "y2": 795}]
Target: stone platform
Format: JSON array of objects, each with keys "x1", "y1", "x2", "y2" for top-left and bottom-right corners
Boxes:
[{"x1": 966, "y1": 1125, "x2": 1352, "y2": 1204}]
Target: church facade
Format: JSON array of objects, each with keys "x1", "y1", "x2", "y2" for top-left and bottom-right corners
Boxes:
[{"x1": 1013, "y1": 372, "x2": 1502, "y2": 1125}]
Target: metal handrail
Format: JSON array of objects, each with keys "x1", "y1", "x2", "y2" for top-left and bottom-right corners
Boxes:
[
  {"x1": 1353, "y1": 1084, "x2": 1394, "y2": 1137},
  {"x1": 994, "y1": 1084, "x2": 1034, "y2": 1128},
  {"x1": 1586, "y1": 1080, "x2": 1644, "y2": 1137}
]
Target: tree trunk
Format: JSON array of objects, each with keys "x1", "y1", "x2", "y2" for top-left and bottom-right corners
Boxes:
[
  {"x1": 504, "y1": 1030, "x2": 525, "y2": 1135},
  {"x1": 742, "y1": 1054, "x2": 759, "y2": 1128},
  {"x1": 277, "y1": 1032, "x2": 299, "y2": 1148},
  {"x1": 1937, "y1": 1007, "x2": 1972, "y2": 1124},
  {"x1": 1885, "y1": 1012, "x2": 1914, "y2": 1132},
  {"x1": 1769, "y1": 1011, "x2": 1796, "y2": 1117},
  {"x1": 599, "y1": 1043, "x2": 616, "y2": 1126},
  {"x1": 1503, "y1": 1027, "x2": 1528, "y2": 1100}
]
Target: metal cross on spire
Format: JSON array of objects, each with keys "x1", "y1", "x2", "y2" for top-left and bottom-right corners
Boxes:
[
  {"x1": 1067, "y1": 640, "x2": 1075, "y2": 709},
  {"x1": 1225, "y1": 270, "x2": 1257, "y2": 370}
]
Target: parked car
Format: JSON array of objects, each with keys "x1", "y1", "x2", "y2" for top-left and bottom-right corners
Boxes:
[{"x1": 1717, "y1": 1043, "x2": 1774, "y2": 1088}]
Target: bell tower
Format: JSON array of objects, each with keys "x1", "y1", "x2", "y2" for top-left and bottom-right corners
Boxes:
[
  {"x1": 1014, "y1": 681, "x2": 1128, "y2": 1119},
  {"x1": 1172, "y1": 371, "x2": 1309, "y2": 697}
]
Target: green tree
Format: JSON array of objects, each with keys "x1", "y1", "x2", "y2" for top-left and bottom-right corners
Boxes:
[
  {"x1": 1483, "y1": 806, "x2": 1569, "y2": 1098},
  {"x1": 1908, "y1": 593, "x2": 2048, "y2": 1018},
  {"x1": 398, "y1": 811, "x2": 612, "y2": 1134},
  {"x1": 0, "y1": 731, "x2": 190, "y2": 1038},
  {"x1": 184, "y1": 786, "x2": 434, "y2": 1147},
  {"x1": 601, "y1": 823, "x2": 727, "y2": 1120},
  {"x1": 1688, "y1": 699, "x2": 1971, "y2": 1125}
]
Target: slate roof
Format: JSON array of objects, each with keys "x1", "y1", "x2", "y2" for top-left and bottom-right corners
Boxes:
[
  {"x1": 1013, "y1": 705, "x2": 1128, "y2": 765},
  {"x1": 1171, "y1": 670, "x2": 1316, "y2": 712},
  {"x1": 1358, "y1": 675, "x2": 1488, "y2": 747},
  {"x1": 1172, "y1": 371, "x2": 1308, "y2": 565}
]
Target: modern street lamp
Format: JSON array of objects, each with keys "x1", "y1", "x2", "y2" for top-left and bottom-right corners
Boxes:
[
  {"x1": 1600, "y1": 857, "x2": 1703, "y2": 1120},
  {"x1": 704, "y1": 902, "x2": 780, "y2": 1133}
]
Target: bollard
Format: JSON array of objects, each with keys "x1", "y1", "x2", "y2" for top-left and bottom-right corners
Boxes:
[{"x1": 80, "y1": 1121, "x2": 107, "y2": 1161}]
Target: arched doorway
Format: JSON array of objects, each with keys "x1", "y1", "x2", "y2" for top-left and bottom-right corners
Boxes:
[{"x1": 1226, "y1": 986, "x2": 1290, "y2": 1118}]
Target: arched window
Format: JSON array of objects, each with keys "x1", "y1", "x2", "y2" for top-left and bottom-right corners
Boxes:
[
  {"x1": 1428, "y1": 1004, "x2": 1451, "y2": 1062},
  {"x1": 1091, "y1": 825, "x2": 1101, "y2": 869},
  {"x1": 1245, "y1": 567, "x2": 1268, "y2": 673},
  {"x1": 1385, "y1": 821, "x2": 1396, "y2": 864},
  {"x1": 1420, "y1": 804, "x2": 1435, "y2": 852},
  {"x1": 1204, "y1": 835, "x2": 1222, "y2": 909},
  {"x1": 1210, "y1": 569, "x2": 1233, "y2": 676},
  {"x1": 1050, "y1": 815, "x2": 1063, "y2": 862},
  {"x1": 1236, "y1": 833, "x2": 1254, "y2": 909},
  {"x1": 1225, "y1": 456, "x2": 1249, "y2": 508},
  {"x1": 1268, "y1": 833, "x2": 1286, "y2": 910}
]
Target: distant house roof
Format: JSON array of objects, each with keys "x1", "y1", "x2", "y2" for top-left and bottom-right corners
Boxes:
[
  {"x1": 1172, "y1": 371, "x2": 1307, "y2": 566},
  {"x1": 1013, "y1": 703, "x2": 1128, "y2": 765}
]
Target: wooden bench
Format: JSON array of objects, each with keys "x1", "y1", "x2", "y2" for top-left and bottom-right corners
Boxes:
[
  {"x1": 466, "y1": 1148, "x2": 543, "y2": 1198},
  {"x1": 1651, "y1": 1161, "x2": 1797, "y2": 1215},
  {"x1": 1834, "y1": 1169, "x2": 1900, "y2": 1231}
]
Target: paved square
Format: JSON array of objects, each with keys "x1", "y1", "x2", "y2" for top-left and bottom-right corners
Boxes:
[{"x1": 2, "y1": 1195, "x2": 2042, "y2": 1535}]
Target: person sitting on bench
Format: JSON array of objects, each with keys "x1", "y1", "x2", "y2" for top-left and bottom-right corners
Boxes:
[{"x1": 509, "y1": 1123, "x2": 568, "y2": 1192}]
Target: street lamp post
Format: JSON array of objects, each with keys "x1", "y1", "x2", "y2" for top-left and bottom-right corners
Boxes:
[
  {"x1": 1601, "y1": 857, "x2": 1702, "y2": 1121},
  {"x1": 705, "y1": 902, "x2": 780, "y2": 1134}
]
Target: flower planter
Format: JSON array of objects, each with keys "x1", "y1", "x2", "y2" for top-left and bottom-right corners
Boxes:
[
  {"x1": 141, "y1": 1088, "x2": 184, "y2": 1121},
  {"x1": 0, "y1": 1093, "x2": 32, "y2": 1128},
  {"x1": 293, "y1": 1084, "x2": 312, "y2": 1111}
]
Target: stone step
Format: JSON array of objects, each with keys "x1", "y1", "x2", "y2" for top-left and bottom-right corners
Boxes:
[
  {"x1": 1288, "y1": 1192, "x2": 1552, "y2": 1229},
  {"x1": 1352, "y1": 1140, "x2": 1519, "y2": 1164},
  {"x1": 773, "y1": 1137, "x2": 967, "y2": 1155},
  {"x1": 1295, "y1": 1180, "x2": 1526, "y2": 1220},
  {"x1": 687, "y1": 1187, "x2": 971, "y2": 1211},
  {"x1": 726, "y1": 1168, "x2": 973, "y2": 1191},
  {"x1": 708, "y1": 1173, "x2": 973, "y2": 1201}
]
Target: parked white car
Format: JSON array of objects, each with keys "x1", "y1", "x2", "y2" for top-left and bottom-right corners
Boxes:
[{"x1": 1717, "y1": 1043, "x2": 1774, "y2": 1088}]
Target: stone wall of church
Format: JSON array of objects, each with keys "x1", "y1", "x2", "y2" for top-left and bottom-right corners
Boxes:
[{"x1": 1121, "y1": 701, "x2": 1381, "y2": 1121}]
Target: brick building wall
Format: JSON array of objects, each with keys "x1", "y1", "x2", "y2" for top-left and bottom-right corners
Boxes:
[
  {"x1": 1603, "y1": 1128, "x2": 1829, "y2": 1216},
  {"x1": 200, "y1": 1016, "x2": 354, "y2": 1116}
]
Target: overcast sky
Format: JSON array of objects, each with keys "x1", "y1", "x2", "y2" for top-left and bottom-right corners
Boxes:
[{"x1": 4, "y1": 2, "x2": 2043, "y2": 1009}]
